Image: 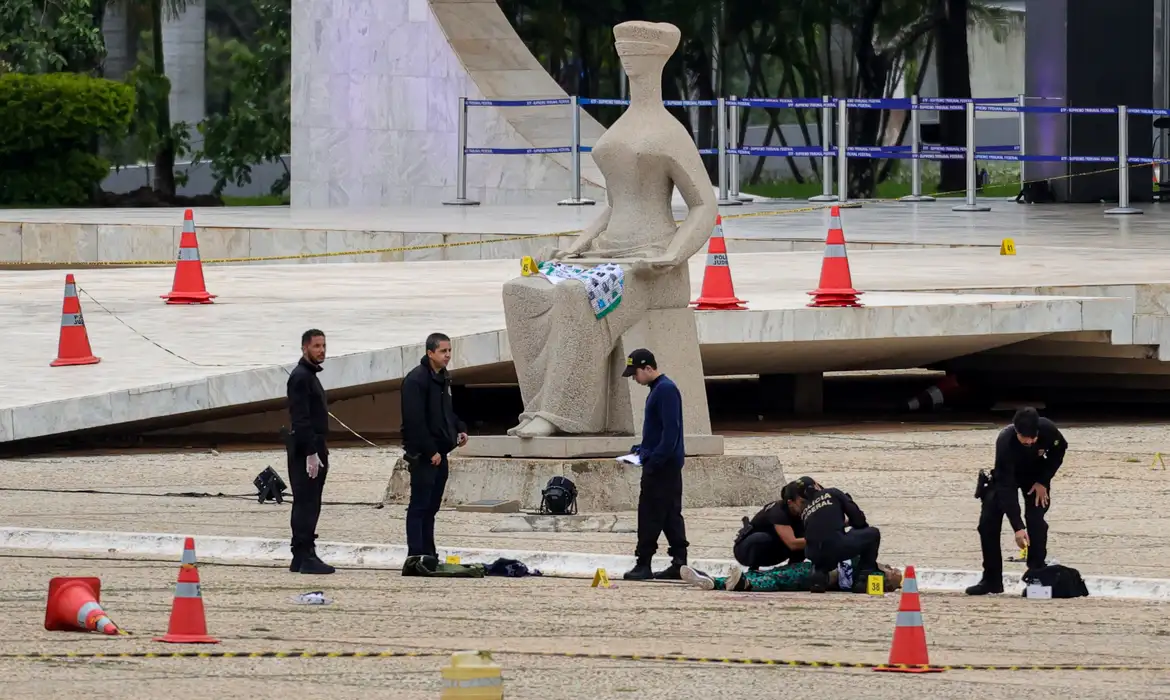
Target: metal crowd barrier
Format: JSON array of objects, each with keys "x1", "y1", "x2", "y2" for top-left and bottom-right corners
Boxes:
[{"x1": 442, "y1": 93, "x2": 1165, "y2": 217}]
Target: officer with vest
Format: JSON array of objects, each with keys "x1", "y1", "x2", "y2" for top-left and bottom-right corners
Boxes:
[
  {"x1": 621, "y1": 349, "x2": 689, "y2": 581},
  {"x1": 967, "y1": 407, "x2": 1067, "y2": 595}
]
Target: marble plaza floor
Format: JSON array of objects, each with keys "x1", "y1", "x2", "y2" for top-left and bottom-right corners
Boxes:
[{"x1": 4, "y1": 244, "x2": 1168, "y2": 443}]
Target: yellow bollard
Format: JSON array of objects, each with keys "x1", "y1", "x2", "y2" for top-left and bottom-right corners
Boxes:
[{"x1": 440, "y1": 650, "x2": 503, "y2": 699}]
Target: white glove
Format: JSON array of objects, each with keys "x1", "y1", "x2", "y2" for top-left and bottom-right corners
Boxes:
[{"x1": 307, "y1": 453, "x2": 321, "y2": 479}]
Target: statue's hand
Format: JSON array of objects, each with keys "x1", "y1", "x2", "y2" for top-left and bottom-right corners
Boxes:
[
  {"x1": 539, "y1": 246, "x2": 581, "y2": 262},
  {"x1": 628, "y1": 256, "x2": 676, "y2": 275}
]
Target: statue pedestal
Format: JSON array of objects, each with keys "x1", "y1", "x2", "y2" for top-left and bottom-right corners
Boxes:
[{"x1": 458, "y1": 434, "x2": 724, "y2": 459}]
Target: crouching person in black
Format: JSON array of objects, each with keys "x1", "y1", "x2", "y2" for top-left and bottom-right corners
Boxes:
[
  {"x1": 401, "y1": 332, "x2": 468, "y2": 558},
  {"x1": 789, "y1": 479, "x2": 880, "y2": 593},
  {"x1": 732, "y1": 478, "x2": 817, "y2": 570}
]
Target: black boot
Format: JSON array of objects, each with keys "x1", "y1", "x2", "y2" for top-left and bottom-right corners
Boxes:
[
  {"x1": 809, "y1": 570, "x2": 830, "y2": 593},
  {"x1": 299, "y1": 549, "x2": 336, "y2": 575},
  {"x1": 623, "y1": 561, "x2": 654, "y2": 581},
  {"x1": 654, "y1": 554, "x2": 686, "y2": 580},
  {"x1": 289, "y1": 552, "x2": 303, "y2": 573},
  {"x1": 965, "y1": 579, "x2": 1004, "y2": 596},
  {"x1": 852, "y1": 570, "x2": 879, "y2": 594}
]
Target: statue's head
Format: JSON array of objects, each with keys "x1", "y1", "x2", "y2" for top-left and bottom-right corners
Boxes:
[{"x1": 614, "y1": 21, "x2": 680, "y2": 77}]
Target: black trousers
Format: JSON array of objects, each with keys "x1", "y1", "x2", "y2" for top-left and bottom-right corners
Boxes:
[
  {"x1": 978, "y1": 484, "x2": 1051, "y2": 578},
  {"x1": 635, "y1": 468, "x2": 689, "y2": 563},
  {"x1": 287, "y1": 450, "x2": 329, "y2": 555},
  {"x1": 406, "y1": 453, "x2": 449, "y2": 557},
  {"x1": 810, "y1": 527, "x2": 881, "y2": 575},
  {"x1": 734, "y1": 532, "x2": 800, "y2": 569}
]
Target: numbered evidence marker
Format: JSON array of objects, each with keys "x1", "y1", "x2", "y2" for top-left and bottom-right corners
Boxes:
[
  {"x1": 591, "y1": 568, "x2": 612, "y2": 588},
  {"x1": 999, "y1": 238, "x2": 1017, "y2": 256},
  {"x1": 1151, "y1": 452, "x2": 1167, "y2": 471},
  {"x1": 867, "y1": 573, "x2": 884, "y2": 596},
  {"x1": 446, "y1": 555, "x2": 461, "y2": 565},
  {"x1": 520, "y1": 255, "x2": 538, "y2": 276}
]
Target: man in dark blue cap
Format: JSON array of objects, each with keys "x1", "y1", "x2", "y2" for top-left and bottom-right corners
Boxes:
[{"x1": 620, "y1": 348, "x2": 689, "y2": 581}]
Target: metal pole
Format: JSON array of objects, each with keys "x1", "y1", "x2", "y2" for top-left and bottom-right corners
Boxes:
[
  {"x1": 558, "y1": 96, "x2": 595, "y2": 206},
  {"x1": 900, "y1": 95, "x2": 935, "y2": 202},
  {"x1": 442, "y1": 96, "x2": 480, "y2": 206},
  {"x1": 1016, "y1": 93, "x2": 1026, "y2": 198},
  {"x1": 836, "y1": 98, "x2": 849, "y2": 205},
  {"x1": 717, "y1": 97, "x2": 741, "y2": 206},
  {"x1": 728, "y1": 96, "x2": 751, "y2": 202},
  {"x1": 1105, "y1": 105, "x2": 1142, "y2": 215},
  {"x1": 809, "y1": 95, "x2": 839, "y2": 203},
  {"x1": 952, "y1": 101, "x2": 990, "y2": 212}
]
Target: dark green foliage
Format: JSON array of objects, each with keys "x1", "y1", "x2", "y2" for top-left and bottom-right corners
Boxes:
[{"x1": 0, "y1": 73, "x2": 135, "y2": 204}]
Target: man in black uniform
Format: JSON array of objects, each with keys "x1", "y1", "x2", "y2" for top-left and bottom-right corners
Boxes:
[
  {"x1": 285, "y1": 328, "x2": 335, "y2": 575},
  {"x1": 733, "y1": 488, "x2": 808, "y2": 570},
  {"x1": 966, "y1": 407, "x2": 1067, "y2": 595},
  {"x1": 401, "y1": 332, "x2": 468, "y2": 558},
  {"x1": 789, "y1": 480, "x2": 880, "y2": 593},
  {"x1": 620, "y1": 349, "x2": 690, "y2": 581}
]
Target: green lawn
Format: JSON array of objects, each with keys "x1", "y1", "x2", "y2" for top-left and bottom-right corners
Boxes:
[
  {"x1": 221, "y1": 194, "x2": 290, "y2": 206},
  {"x1": 741, "y1": 179, "x2": 1022, "y2": 200}
]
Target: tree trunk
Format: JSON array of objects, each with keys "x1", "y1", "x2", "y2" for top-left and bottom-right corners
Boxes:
[
  {"x1": 850, "y1": 1, "x2": 889, "y2": 198},
  {"x1": 936, "y1": 0, "x2": 972, "y2": 192},
  {"x1": 150, "y1": 0, "x2": 177, "y2": 198}
]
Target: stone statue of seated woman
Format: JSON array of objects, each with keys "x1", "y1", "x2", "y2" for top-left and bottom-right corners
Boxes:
[{"x1": 501, "y1": 20, "x2": 718, "y2": 438}]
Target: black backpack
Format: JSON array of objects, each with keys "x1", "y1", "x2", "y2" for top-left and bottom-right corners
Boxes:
[
  {"x1": 540, "y1": 476, "x2": 578, "y2": 515},
  {"x1": 1022, "y1": 565, "x2": 1090, "y2": 599}
]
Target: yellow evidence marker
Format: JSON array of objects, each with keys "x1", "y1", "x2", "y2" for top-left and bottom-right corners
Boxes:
[
  {"x1": 591, "y1": 568, "x2": 611, "y2": 588},
  {"x1": 999, "y1": 238, "x2": 1017, "y2": 256},
  {"x1": 867, "y1": 573, "x2": 884, "y2": 596},
  {"x1": 1151, "y1": 452, "x2": 1167, "y2": 470},
  {"x1": 446, "y1": 555, "x2": 461, "y2": 565},
  {"x1": 520, "y1": 255, "x2": 538, "y2": 276}
]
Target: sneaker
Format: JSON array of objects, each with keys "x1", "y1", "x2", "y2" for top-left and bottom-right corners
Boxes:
[
  {"x1": 623, "y1": 563, "x2": 654, "y2": 581},
  {"x1": 964, "y1": 580, "x2": 1004, "y2": 596},
  {"x1": 680, "y1": 566, "x2": 714, "y2": 590},
  {"x1": 653, "y1": 563, "x2": 684, "y2": 580},
  {"x1": 725, "y1": 566, "x2": 746, "y2": 592},
  {"x1": 299, "y1": 556, "x2": 336, "y2": 575}
]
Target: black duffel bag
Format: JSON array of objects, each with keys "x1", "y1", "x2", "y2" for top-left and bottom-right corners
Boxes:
[{"x1": 1022, "y1": 565, "x2": 1090, "y2": 599}]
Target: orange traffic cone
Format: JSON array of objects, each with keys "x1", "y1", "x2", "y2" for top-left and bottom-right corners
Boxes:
[
  {"x1": 807, "y1": 206, "x2": 863, "y2": 308},
  {"x1": 44, "y1": 576, "x2": 121, "y2": 635},
  {"x1": 874, "y1": 565, "x2": 944, "y2": 673},
  {"x1": 691, "y1": 215, "x2": 748, "y2": 310},
  {"x1": 50, "y1": 274, "x2": 100, "y2": 367},
  {"x1": 906, "y1": 374, "x2": 962, "y2": 412},
  {"x1": 161, "y1": 209, "x2": 215, "y2": 305},
  {"x1": 154, "y1": 537, "x2": 220, "y2": 644}
]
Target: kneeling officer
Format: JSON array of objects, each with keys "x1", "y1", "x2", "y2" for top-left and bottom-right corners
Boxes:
[{"x1": 787, "y1": 479, "x2": 881, "y2": 593}]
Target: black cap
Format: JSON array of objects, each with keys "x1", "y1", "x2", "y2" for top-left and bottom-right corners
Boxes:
[{"x1": 621, "y1": 348, "x2": 657, "y2": 377}]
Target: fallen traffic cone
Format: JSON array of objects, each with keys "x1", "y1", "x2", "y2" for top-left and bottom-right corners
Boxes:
[
  {"x1": 905, "y1": 374, "x2": 962, "y2": 412},
  {"x1": 691, "y1": 215, "x2": 748, "y2": 310},
  {"x1": 154, "y1": 537, "x2": 220, "y2": 644},
  {"x1": 161, "y1": 209, "x2": 215, "y2": 304},
  {"x1": 50, "y1": 274, "x2": 100, "y2": 367},
  {"x1": 44, "y1": 576, "x2": 121, "y2": 635},
  {"x1": 874, "y1": 565, "x2": 944, "y2": 673},
  {"x1": 807, "y1": 206, "x2": 863, "y2": 307}
]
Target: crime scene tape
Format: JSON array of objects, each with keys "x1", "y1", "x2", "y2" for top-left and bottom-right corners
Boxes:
[{"x1": 3, "y1": 648, "x2": 1168, "y2": 671}]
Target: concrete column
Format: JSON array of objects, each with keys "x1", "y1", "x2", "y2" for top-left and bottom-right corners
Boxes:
[
  {"x1": 101, "y1": 0, "x2": 133, "y2": 80},
  {"x1": 759, "y1": 373, "x2": 824, "y2": 416},
  {"x1": 162, "y1": 0, "x2": 207, "y2": 150}
]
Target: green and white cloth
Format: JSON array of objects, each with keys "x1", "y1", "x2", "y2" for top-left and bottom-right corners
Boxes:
[{"x1": 537, "y1": 261, "x2": 624, "y2": 319}]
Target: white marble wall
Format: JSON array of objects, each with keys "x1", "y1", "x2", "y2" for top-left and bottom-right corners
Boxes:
[
  {"x1": 290, "y1": 0, "x2": 605, "y2": 208},
  {"x1": 162, "y1": 0, "x2": 207, "y2": 150}
]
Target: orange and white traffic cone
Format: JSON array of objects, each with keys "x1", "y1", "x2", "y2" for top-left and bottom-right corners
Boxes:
[
  {"x1": 154, "y1": 537, "x2": 219, "y2": 644},
  {"x1": 44, "y1": 576, "x2": 121, "y2": 635},
  {"x1": 874, "y1": 565, "x2": 944, "y2": 673},
  {"x1": 50, "y1": 273, "x2": 100, "y2": 367},
  {"x1": 691, "y1": 215, "x2": 748, "y2": 310},
  {"x1": 807, "y1": 206, "x2": 863, "y2": 308},
  {"x1": 161, "y1": 209, "x2": 215, "y2": 305},
  {"x1": 905, "y1": 374, "x2": 962, "y2": 412}
]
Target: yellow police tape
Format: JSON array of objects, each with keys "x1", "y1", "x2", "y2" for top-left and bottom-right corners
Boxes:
[{"x1": 2, "y1": 648, "x2": 1168, "y2": 672}]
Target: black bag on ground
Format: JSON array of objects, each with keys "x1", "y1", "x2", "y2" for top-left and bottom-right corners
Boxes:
[
  {"x1": 1021, "y1": 565, "x2": 1090, "y2": 598},
  {"x1": 540, "y1": 476, "x2": 578, "y2": 515}
]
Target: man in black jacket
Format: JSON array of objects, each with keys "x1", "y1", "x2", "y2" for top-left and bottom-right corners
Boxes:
[
  {"x1": 286, "y1": 329, "x2": 335, "y2": 575},
  {"x1": 967, "y1": 407, "x2": 1068, "y2": 595},
  {"x1": 788, "y1": 479, "x2": 880, "y2": 593},
  {"x1": 620, "y1": 348, "x2": 689, "y2": 582},
  {"x1": 401, "y1": 332, "x2": 468, "y2": 558}
]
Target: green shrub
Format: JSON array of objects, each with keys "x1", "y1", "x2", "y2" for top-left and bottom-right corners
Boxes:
[{"x1": 0, "y1": 73, "x2": 135, "y2": 205}]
